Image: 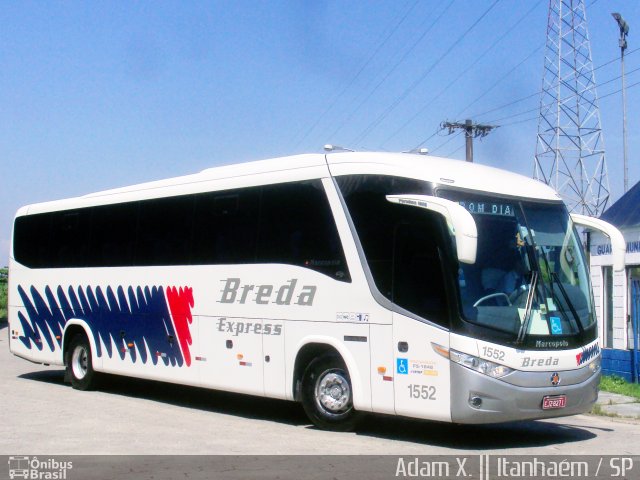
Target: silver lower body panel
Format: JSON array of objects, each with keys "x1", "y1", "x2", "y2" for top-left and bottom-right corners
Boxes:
[{"x1": 450, "y1": 362, "x2": 600, "y2": 424}]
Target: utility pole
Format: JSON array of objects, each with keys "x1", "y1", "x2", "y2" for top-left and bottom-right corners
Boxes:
[
  {"x1": 440, "y1": 119, "x2": 496, "y2": 162},
  {"x1": 613, "y1": 12, "x2": 630, "y2": 193}
]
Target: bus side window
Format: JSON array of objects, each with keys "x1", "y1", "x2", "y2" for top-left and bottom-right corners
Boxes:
[
  {"x1": 135, "y1": 196, "x2": 195, "y2": 266},
  {"x1": 257, "y1": 181, "x2": 350, "y2": 282},
  {"x1": 14, "y1": 213, "x2": 53, "y2": 268},
  {"x1": 192, "y1": 188, "x2": 260, "y2": 265},
  {"x1": 51, "y1": 210, "x2": 91, "y2": 268},
  {"x1": 88, "y1": 203, "x2": 138, "y2": 267}
]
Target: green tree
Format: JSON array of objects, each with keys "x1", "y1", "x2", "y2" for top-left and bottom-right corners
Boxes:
[{"x1": 0, "y1": 268, "x2": 7, "y2": 321}]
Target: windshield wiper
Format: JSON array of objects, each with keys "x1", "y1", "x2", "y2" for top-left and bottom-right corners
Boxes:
[
  {"x1": 514, "y1": 225, "x2": 541, "y2": 344},
  {"x1": 517, "y1": 270, "x2": 538, "y2": 344},
  {"x1": 517, "y1": 202, "x2": 583, "y2": 338},
  {"x1": 551, "y1": 271, "x2": 584, "y2": 333},
  {"x1": 535, "y1": 244, "x2": 583, "y2": 334}
]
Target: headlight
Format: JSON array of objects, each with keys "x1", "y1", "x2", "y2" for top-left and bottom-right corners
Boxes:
[{"x1": 450, "y1": 349, "x2": 513, "y2": 379}]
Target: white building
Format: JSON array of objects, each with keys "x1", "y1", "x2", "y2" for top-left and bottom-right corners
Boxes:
[{"x1": 590, "y1": 181, "x2": 640, "y2": 381}]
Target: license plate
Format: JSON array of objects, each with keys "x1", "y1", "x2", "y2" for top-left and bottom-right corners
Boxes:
[{"x1": 542, "y1": 395, "x2": 567, "y2": 410}]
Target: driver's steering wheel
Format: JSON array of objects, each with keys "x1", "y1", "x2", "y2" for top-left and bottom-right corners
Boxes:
[{"x1": 473, "y1": 292, "x2": 512, "y2": 307}]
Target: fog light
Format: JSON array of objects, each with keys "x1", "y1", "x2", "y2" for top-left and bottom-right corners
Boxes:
[{"x1": 470, "y1": 396, "x2": 483, "y2": 408}]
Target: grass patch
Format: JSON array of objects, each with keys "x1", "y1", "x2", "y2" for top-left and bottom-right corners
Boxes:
[
  {"x1": 0, "y1": 267, "x2": 7, "y2": 321},
  {"x1": 590, "y1": 403, "x2": 619, "y2": 418},
  {"x1": 599, "y1": 375, "x2": 640, "y2": 400}
]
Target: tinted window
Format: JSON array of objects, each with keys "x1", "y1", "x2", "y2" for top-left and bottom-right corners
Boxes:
[
  {"x1": 13, "y1": 213, "x2": 52, "y2": 268},
  {"x1": 392, "y1": 220, "x2": 449, "y2": 325},
  {"x1": 192, "y1": 188, "x2": 260, "y2": 264},
  {"x1": 50, "y1": 210, "x2": 91, "y2": 267},
  {"x1": 136, "y1": 196, "x2": 194, "y2": 266},
  {"x1": 336, "y1": 174, "x2": 432, "y2": 199},
  {"x1": 13, "y1": 180, "x2": 350, "y2": 281},
  {"x1": 337, "y1": 174, "x2": 449, "y2": 326},
  {"x1": 336, "y1": 175, "x2": 433, "y2": 297},
  {"x1": 258, "y1": 181, "x2": 350, "y2": 281},
  {"x1": 88, "y1": 202, "x2": 138, "y2": 267}
]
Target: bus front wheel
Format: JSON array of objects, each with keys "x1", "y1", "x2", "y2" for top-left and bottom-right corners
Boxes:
[
  {"x1": 301, "y1": 354, "x2": 359, "y2": 431},
  {"x1": 66, "y1": 334, "x2": 97, "y2": 391}
]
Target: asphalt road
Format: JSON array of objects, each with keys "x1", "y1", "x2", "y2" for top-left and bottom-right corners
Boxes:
[{"x1": 2, "y1": 323, "x2": 640, "y2": 457}]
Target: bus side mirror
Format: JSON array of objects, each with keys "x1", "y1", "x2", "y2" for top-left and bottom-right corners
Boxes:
[
  {"x1": 386, "y1": 194, "x2": 478, "y2": 264},
  {"x1": 570, "y1": 213, "x2": 626, "y2": 272}
]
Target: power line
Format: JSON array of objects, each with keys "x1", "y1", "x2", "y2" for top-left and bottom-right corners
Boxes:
[
  {"x1": 380, "y1": 0, "x2": 544, "y2": 148},
  {"x1": 411, "y1": 1, "x2": 623, "y2": 148},
  {"x1": 411, "y1": 42, "x2": 542, "y2": 148},
  {"x1": 443, "y1": 143, "x2": 466, "y2": 158},
  {"x1": 429, "y1": 130, "x2": 462, "y2": 154},
  {"x1": 429, "y1": 74, "x2": 640, "y2": 156},
  {"x1": 414, "y1": 129, "x2": 441, "y2": 149},
  {"x1": 411, "y1": 41, "x2": 540, "y2": 149},
  {"x1": 291, "y1": 0, "x2": 420, "y2": 149},
  {"x1": 468, "y1": 46, "x2": 640, "y2": 121},
  {"x1": 413, "y1": 47, "x2": 639, "y2": 150},
  {"x1": 600, "y1": 77, "x2": 640, "y2": 100},
  {"x1": 351, "y1": 0, "x2": 502, "y2": 146},
  {"x1": 497, "y1": 115, "x2": 539, "y2": 128},
  {"x1": 456, "y1": 44, "x2": 543, "y2": 119},
  {"x1": 496, "y1": 79, "x2": 640, "y2": 129},
  {"x1": 322, "y1": 0, "x2": 456, "y2": 143},
  {"x1": 484, "y1": 64, "x2": 640, "y2": 124},
  {"x1": 356, "y1": 1, "x2": 503, "y2": 144},
  {"x1": 431, "y1": 86, "x2": 640, "y2": 156}
]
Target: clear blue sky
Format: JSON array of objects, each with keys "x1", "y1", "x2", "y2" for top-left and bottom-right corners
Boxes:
[{"x1": 1, "y1": 0, "x2": 638, "y2": 267}]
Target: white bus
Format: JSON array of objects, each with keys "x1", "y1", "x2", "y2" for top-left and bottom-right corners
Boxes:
[{"x1": 8, "y1": 152, "x2": 625, "y2": 430}]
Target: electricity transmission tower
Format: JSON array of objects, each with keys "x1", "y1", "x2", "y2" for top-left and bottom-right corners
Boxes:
[{"x1": 534, "y1": 0, "x2": 609, "y2": 216}]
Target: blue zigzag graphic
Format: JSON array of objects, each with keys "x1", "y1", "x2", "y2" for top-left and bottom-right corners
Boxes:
[{"x1": 17, "y1": 284, "x2": 185, "y2": 367}]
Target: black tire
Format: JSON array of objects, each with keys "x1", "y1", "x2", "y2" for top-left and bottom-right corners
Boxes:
[
  {"x1": 66, "y1": 334, "x2": 98, "y2": 391},
  {"x1": 301, "y1": 354, "x2": 360, "y2": 431}
]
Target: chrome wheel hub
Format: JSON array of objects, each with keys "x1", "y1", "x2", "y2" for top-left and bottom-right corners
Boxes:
[
  {"x1": 71, "y1": 345, "x2": 88, "y2": 380},
  {"x1": 315, "y1": 371, "x2": 351, "y2": 413}
]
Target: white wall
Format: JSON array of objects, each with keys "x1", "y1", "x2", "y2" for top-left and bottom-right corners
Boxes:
[{"x1": 590, "y1": 227, "x2": 640, "y2": 350}]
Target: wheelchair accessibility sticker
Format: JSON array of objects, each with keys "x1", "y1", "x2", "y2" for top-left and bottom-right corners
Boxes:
[
  {"x1": 397, "y1": 358, "x2": 408, "y2": 375},
  {"x1": 550, "y1": 316, "x2": 563, "y2": 335}
]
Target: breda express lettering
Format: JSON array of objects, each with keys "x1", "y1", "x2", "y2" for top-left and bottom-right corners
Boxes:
[{"x1": 219, "y1": 278, "x2": 317, "y2": 306}]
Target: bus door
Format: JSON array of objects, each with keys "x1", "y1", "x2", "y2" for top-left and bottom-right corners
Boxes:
[{"x1": 391, "y1": 221, "x2": 452, "y2": 422}]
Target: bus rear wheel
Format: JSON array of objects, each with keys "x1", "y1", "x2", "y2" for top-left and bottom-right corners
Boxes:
[
  {"x1": 66, "y1": 334, "x2": 97, "y2": 391},
  {"x1": 301, "y1": 354, "x2": 359, "y2": 431}
]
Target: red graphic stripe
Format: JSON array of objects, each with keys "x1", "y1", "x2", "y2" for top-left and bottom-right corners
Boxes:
[{"x1": 166, "y1": 286, "x2": 195, "y2": 367}]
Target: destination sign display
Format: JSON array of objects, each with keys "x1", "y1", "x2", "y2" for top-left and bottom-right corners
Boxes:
[{"x1": 457, "y1": 201, "x2": 515, "y2": 217}]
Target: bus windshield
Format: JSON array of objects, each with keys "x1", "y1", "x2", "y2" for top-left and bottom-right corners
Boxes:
[{"x1": 438, "y1": 190, "x2": 595, "y2": 345}]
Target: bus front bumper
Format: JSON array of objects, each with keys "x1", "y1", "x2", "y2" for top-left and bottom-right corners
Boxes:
[{"x1": 450, "y1": 362, "x2": 600, "y2": 424}]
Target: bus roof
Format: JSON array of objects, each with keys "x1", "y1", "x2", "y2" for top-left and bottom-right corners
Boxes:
[
  {"x1": 326, "y1": 152, "x2": 560, "y2": 201},
  {"x1": 18, "y1": 152, "x2": 561, "y2": 216}
]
